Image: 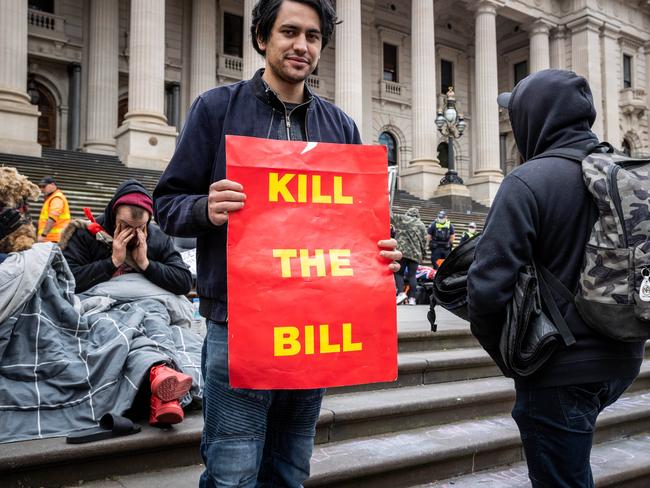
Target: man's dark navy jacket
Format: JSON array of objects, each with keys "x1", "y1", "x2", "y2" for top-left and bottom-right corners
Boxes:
[
  {"x1": 154, "y1": 69, "x2": 361, "y2": 323},
  {"x1": 467, "y1": 69, "x2": 644, "y2": 389}
]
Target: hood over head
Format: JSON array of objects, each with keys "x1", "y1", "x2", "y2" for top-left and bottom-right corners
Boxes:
[
  {"x1": 500, "y1": 69, "x2": 599, "y2": 161},
  {"x1": 101, "y1": 180, "x2": 152, "y2": 235},
  {"x1": 406, "y1": 207, "x2": 420, "y2": 218}
]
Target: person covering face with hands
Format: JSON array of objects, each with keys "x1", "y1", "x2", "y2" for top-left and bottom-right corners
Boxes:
[{"x1": 62, "y1": 179, "x2": 192, "y2": 295}]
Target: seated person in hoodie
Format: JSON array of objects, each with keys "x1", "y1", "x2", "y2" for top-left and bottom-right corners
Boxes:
[
  {"x1": 62, "y1": 179, "x2": 192, "y2": 296},
  {"x1": 61, "y1": 180, "x2": 194, "y2": 426}
]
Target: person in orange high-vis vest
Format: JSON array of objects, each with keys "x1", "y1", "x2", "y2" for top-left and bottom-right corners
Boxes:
[{"x1": 37, "y1": 176, "x2": 70, "y2": 243}]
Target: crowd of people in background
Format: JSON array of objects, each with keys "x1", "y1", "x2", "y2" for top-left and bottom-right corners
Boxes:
[{"x1": 392, "y1": 206, "x2": 480, "y2": 305}]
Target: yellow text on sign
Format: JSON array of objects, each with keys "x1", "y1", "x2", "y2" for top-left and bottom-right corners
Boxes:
[
  {"x1": 274, "y1": 323, "x2": 363, "y2": 356},
  {"x1": 268, "y1": 172, "x2": 353, "y2": 204},
  {"x1": 272, "y1": 249, "x2": 354, "y2": 278}
]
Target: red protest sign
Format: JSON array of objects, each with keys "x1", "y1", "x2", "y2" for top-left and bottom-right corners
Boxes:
[{"x1": 226, "y1": 135, "x2": 397, "y2": 389}]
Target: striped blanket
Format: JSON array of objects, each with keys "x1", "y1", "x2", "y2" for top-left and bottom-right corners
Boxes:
[{"x1": 0, "y1": 243, "x2": 203, "y2": 443}]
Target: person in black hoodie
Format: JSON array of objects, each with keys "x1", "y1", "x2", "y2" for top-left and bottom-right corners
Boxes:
[
  {"x1": 62, "y1": 179, "x2": 192, "y2": 296},
  {"x1": 467, "y1": 69, "x2": 644, "y2": 487}
]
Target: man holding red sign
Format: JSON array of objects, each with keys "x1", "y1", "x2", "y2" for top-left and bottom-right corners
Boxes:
[{"x1": 154, "y1": 1, "x2": 400, "y2": 486}]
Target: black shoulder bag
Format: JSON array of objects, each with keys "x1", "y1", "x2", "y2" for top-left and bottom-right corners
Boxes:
[{"x1": 499, "y1": 263, "x2": 576, "y2": 376}]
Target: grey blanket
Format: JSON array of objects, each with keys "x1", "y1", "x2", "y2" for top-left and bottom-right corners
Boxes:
[{"x1": 0, "y1": 243, "x2": 203, "y2": 443}]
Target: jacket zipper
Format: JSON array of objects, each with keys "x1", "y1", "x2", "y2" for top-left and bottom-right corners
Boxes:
[
  {"x1": 266, "y1": 109, "x2": 275, "y2": 139},
  {"x1": 609, "y1": 165, "x2": 627, "y2": 248},
  {"x1": 284, "y1": 100, "x2": 312, "y2": 142},
  {"x1": 285, "y1": 111, "x2": 291, "y2": 141}
]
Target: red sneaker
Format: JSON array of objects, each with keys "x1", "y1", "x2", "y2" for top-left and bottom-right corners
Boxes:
[
  {"x1": 149, "y1": 395, "x2": 184, "y2": 426},
  {"x1": 150, "y1": 364, "x2": 192, "y2": 402}
]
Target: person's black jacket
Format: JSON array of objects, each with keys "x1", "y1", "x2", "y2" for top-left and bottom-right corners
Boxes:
[
  {"x1": 153, "y1": 69, "x2": 361, "y2": 322},
  {"x1": 63, "y1": 180, "x2": 192, "y2": 295},
  {"x1": 467, "y1": 69, "x2": 644, "y2": 389}
]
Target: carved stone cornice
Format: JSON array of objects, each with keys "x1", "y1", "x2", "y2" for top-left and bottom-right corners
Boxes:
[
  {"x1": 461, "y1": 0, "x2": 506, "y2": 15},
  {"x1": 566, "y1": 15, "x2": 604, "y2": 34}
]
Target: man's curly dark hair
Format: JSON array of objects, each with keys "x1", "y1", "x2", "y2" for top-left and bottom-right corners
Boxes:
[{"x1": 250, "y1": 0, "x2": 337, "y2": 56}]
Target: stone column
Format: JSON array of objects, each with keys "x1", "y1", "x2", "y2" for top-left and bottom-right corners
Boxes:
[
  {"x1": 568, "y1": 16, "x2": 603, "y2": 138},
  {"x1": 411, "y1": 0, "x2": 437, "y2": 165},
  {"x1": 528, "y1": 20, "x2": 551, "y2": 73},
  {"x1": 67, "y1": 64, "x2": 81, "y2": 150},
  {"x1": 467, "y1": 0, "x2": 503, "y2": 206},
  {"x1": 85, "y1": 0, "x2": 118, "y2": 154},
  {"x1": 243, "y1": 0, "x2": 264, "y2": 80},
  {"x1": 115, "y1": 0, "x2": 177, "y2": 170},
  {"x1": 601, "y1": 23, "x2": 621, "y2": 148},
  {"x1": 335, "y1": 0, "x2": 363, "y2": 129},
  {"x1": 190, "y1": 0, "x2": 216, "y2": 101},
  {"x1": 550, "y1": 26, "x2": 566, "y2": 69},
  {"x1": 0, "y1": 0, "x2": 41, "y2": 156},
  {"x1": 400, "y1": 0, "x2": 447, "y2": 200}
]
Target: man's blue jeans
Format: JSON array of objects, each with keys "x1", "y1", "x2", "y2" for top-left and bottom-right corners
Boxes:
[
  {"x1": 512, "y1": 377, "x2": 635, "y2": 487},
  {"x1": 199, "y1": 321, "x2": 325, "y2": 488}
]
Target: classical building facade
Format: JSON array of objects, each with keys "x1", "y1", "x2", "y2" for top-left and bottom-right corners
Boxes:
[{"x1": 2, "y1": 0, "x2": 650, "y2": 205}]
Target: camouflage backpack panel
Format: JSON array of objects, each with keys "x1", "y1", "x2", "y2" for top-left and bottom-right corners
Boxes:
[
  {"x1": 578, "y1": 151, "x2": 650, "y2": 341},
  {"x1": 581, "y1": 153, "x2": 627, "y2": 249}
]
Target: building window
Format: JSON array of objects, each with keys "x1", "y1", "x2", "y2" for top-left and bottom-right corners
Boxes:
[
  {"x1": 118, "y1": 97, "x2": 128, "y2": 127},
  {"x1": 29, "y1": 0, "x2": 54, "y2": 12},
  {"x1": 223, "y1": 12, "x2": 244, "y2": 58},
  {"x1": 31, "y1": 80, "x2": 57, "y2": 148},
  {"x1": 383, "y1": 43, "x2": 398, "y2": 82},
  {"x1": 623, "y1": 54, "x2": 632, "y2": 89},
  {"x1": 500, "y1": 134, "x2": 507, "y2": 174},
  {"x1": 622, "y1": 139, "x2": 631, "y2": 156},
  {"x1": 379, "y1": 132, "x2": 398, "y2": 166},
  {"x1": 441, "y1": 59, "x2": 453, "y2": 95},
  {"x1": 514, "y1": 61, "x2": 528, "y2": 86},
  {"x1": 437, "y1": 142, "x2": 449, "y2": 169}
]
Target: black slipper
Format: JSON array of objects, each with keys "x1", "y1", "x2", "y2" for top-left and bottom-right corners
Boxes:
[{"x1": 66, "y1": 413, "x2": 141, "y2": 444}]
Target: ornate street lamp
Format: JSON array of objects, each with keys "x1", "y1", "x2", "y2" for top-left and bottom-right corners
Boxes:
[{"x1": 435, "y1": 86, "x2": 467, "y2": 185}]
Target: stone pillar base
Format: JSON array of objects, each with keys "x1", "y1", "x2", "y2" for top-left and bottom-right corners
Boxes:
[
  {"x1": 466, "y1": 173, "x2": 504, "y2": 207},
  {"x1": 434, "y1": 182, "x2": 471, "y2": 198},
  {"x1": 0, "y1": 99, "x2": 41, "y2": 157},
  {"x1": 431, "y1": 183, "x2": 473, "y2": 212},
  {"x1": 115, "y1": 120, "x2": 177, "y2": 171},
  {"x1": 84, "y1": 143, "x2": 117, "y2": 156},
  {"x1": 399, "y1": 160, "x2": 446, "y2": 200}
]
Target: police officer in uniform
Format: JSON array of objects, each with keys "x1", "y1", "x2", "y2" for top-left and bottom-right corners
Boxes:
[{"x1": 427, "y1": 210, "x2": 455, "y2": 270}]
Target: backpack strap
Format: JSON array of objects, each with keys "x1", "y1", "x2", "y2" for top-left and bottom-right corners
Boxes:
[{"x1": 536, "y1": 264, "x2": 576, "y2": 347}]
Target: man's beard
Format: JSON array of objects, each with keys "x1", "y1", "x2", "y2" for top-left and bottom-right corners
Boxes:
[{"x1": 270, "y1": 55, "x2": 314, "y2": 84}]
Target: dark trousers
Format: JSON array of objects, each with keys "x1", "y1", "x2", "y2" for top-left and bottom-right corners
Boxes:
[
  {"x1": 394, "y1": 257, "x2": 418, "y2": 298},
  {"x1": 512, "y1": 377, "x2": 635, "y2": 487},
  {"x1": 430, "y1": 246, "x2": 450, "y2": 269}
]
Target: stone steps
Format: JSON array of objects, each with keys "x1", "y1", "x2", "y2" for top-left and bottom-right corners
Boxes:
[
  {"x1": 331, "y1": 347, "x2": 499, "y2": 395},
  {"x1": 397, "y1": 329, "x2": 479, "y2": 353},
  {"x1": 0, "y1": 148, "x2": 163, "y2": 220},
  {"x1": 6, "y1": 357, "x2": 650, "y2": 488},
  {"x1": 322, "y1": 361, "x2": 649, "y2": 444},
  {"x1": 422, "y1": 432, "x2": 650, "y2": 488},
  {"x1": 53, "y1": 389, "x2": 650, "y2": 488},
  {"x1": 305, "y1": 388, "x2": 650, "y2": 487}
]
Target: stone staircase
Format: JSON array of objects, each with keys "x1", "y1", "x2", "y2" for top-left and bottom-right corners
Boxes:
[
  {"x1": 0, "y1": 148, "x2": 162, "y2": 220},
  {"x1": 2, "y1": 308, "x2": 650, "y2": 488}
]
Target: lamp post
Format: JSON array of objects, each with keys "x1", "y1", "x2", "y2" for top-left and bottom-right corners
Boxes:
[{"x1": 435, "y1": 87, "x2": 467, "y2": 185}]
